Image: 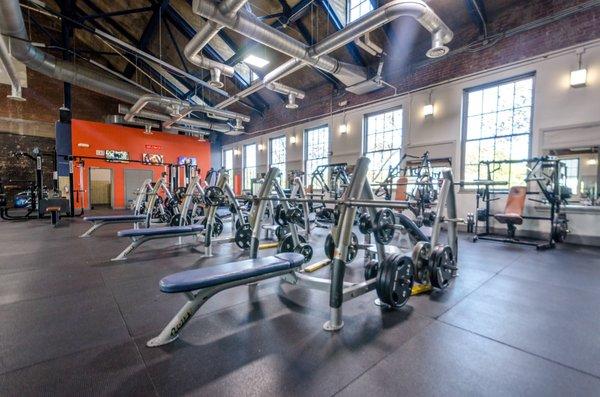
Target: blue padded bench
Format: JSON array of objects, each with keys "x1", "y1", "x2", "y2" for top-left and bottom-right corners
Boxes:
[
  {"x1": 80, "y1": 214, "x2": 148, "y2": 238},
  {"x1": 111, "y1": 224, "x2": 205, "y2": 261},
  {"x1": 147, "y1": 253, "x2": 304, "y2": 347}
]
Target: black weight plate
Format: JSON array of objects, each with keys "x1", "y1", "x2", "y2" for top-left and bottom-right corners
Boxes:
[
  {"x1": 364, "y1": 260, "x2": 379, "y2": 280},
  {"x1": 274, "y1": 204, "x2": 287, "y2": 226},
  {"x1": 324, "y1": 232, "x2": 359, "y2": 263},
  {"x1": 234, "y1": 224, "x2": 252, "y2": 249},
  {"x1": 200, "y1": 217, "x2": 224, "y2": 237},
  {"x1": 204, "y1": 186, "x2": 225, "y2": 206},
  {"x1": 358, "y1": 213, "x2": 373, "y2": 234},
  {"x1": 373, "y1": 208, "x2": 396, "y2": 245},
  {"x1": 286, "y1": 207, "x2": 302, "y2": 225},
  {"x1": 278, "y1": 234, "x2": 307, "y2": 253},
  {"x1": 169, "y1": 213, "x2": 181, "y2": 226},
  {"x1": 275, "y1": 225, "x2": 289, "y2": 241},
  {"x1": 376, "y1": 254, "x2": 414, "y2": 308},
  {"x1": 429, "y1": 245, "x2": 455, "y2": 290},
  {"x1": 294, "y1": 243, "x2": 313, "y2": 263}
]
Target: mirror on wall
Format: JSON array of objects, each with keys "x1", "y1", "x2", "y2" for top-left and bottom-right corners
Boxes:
[{"x1": 547, "y1": 147, "x2": 599, "y2": 206}]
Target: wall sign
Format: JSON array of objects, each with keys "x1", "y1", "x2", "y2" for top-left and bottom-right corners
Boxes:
[
  {"x1": 142, "y1": 153, "x2": 164, "y2": 165},
  {"x1": 145, "y1": 144, "x2": 163, "y2": 150},
  {"x1": 105, "y1": 150, "x2": 129, "y2": 162},
  {"x1": 178, "y1": 156, "x2": 197, "y2": 166}
]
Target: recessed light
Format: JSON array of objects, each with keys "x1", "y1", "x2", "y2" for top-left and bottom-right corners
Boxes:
[{"x1": 244, "y1": 54, "x2": 270, "y2": 68}]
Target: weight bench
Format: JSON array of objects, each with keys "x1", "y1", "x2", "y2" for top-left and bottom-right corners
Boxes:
[
  {"x1": 112, "y1": 224, "x2": 205, "y2": 261},
  {"x1": 146, "y1": 252, "x2": 305, "y2": 347},
  {"x1": 494, "y1": 186, "x2": 527, "y2": 238},
  {"x1": 80, "y1": 214, "x2": 148, "y2": 238},
  {"x1": 45, "y1": 206, "x2": 62, "y2": 227}
]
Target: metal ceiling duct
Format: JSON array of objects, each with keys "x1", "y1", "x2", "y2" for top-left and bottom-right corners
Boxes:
[
  {"x1": 199, "y1": 0, "x2": 453, "y2": 109},
  {"x1": 0, "y1": 35, "x2": 24, "y2": 100},
  {"x1": 184, "y1": 0, "x2": 248, "y2": 87},
  {"x1": 0, "y1": 0, "x2": 146, "y2": 104}
]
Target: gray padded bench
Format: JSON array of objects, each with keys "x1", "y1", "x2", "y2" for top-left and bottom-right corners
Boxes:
[
  {"x1": 112, "y1": 224, "x2": 204, "y2": 261},
  {"x1": 146, "y1": 253, "x2": 304, "y2": 347},
  {"x1": 80, "y1": 214, "x2": 148, "y2": 238}
]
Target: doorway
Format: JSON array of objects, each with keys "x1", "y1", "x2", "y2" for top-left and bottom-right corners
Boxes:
[
  {"x1": 124, "y1": 169, "x2": 153, "y2": 208},
  {"x1": 89, "y1": 168, "x2": 112, "y2": 209}
]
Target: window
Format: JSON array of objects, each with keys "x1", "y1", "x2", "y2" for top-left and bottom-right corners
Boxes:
[
  {"x1": 243, "y1": 144, "x2": 257, "y2": 191},
  {"x1": 304, "y1": 125, "x2": 330, "y2": 183},
  {"x1": 223, "y1": 149, "x2": 233, "y2": 179},
  {"x1": 348, "y1": 0, "x2": 373, "y2": 23},
  {"x1": 270, "y1": 136, "x2": 287, "y2": 187},
  {"x1": 463, "y1": 75, "x2": 534, "y2": 187},
  {"x1": 562, "y1": 158, "x2": 579, "y2": 195},
  {"x1": 364, "y1": 108, "x2": 403, "y2": 183}
]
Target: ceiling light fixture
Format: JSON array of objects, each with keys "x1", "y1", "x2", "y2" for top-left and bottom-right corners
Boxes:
[{"x1": 244, "y1": 54, "x2": 270, "y2": 68}]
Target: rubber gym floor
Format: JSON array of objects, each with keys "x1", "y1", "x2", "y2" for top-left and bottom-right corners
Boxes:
[{"x1": 1, "y1": 214, "x2": 600, "y2": 396}]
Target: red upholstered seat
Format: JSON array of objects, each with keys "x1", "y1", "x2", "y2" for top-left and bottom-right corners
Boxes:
[{"x1": 494, "y1": 186, "x2": 527, "y2": 225}]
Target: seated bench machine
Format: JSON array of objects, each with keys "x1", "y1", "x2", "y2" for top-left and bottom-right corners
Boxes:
[
  {"x1": 79, "y1": 177, "x2": 157, "y2": 237},
  {"x1": 466, "y1": 156, "x2": 570, "y2": 250},
  {"x1": 147, "y1": 158, "x2": 460, "y2": 346}
]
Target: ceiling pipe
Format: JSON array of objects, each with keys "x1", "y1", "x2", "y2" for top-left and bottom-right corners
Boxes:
[
  {"x1": 0, "y1": 35, "x2": 24, "y2": 101},
  {"x1": 183, "y1": 0, "x2": 248, "y2": 87},
  {"x1": 204, "y1": 0, "x2": 453, "y2": 110},
  {"x1": 0, "y1": 0, "x2": 147, "y2": 104}
]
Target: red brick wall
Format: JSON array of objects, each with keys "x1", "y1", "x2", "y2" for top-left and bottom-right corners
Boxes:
[{"x1": 228, "y1": 1, "x2": 600, "y2": 143}]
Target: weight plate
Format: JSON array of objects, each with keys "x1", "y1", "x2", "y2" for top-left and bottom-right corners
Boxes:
[
  {"x1": 364, "y1": 260, "x2": 379, "y2": 280},
  {"x1": 324, "y1": 232, "x2": 359, "y2": 263},
  {"x1": 274, "y1": 204, "x2": 287, "y2": 226},
  {"x1": 294, "y1": 243, "x2": 313, "y2": 263},
  {"x1": 169, "y1": 213, "x2": 181, "y2": 226},
  {"x1": 278, "y1": 234, "x2": 307, "y2": 253},
  {"x1": 373, "y1": 208, "x2": 396, "y2": 245},
  {"x1": 235, "y1": 214, "x2": 249, "y2": 230},
  {"x1": 204, "y1": 186, "x2": 225, "y2": 206},
  {"x1": 428, "y1": 245, "x2": 455, "y2": 290},
  {"x1": 358, "y1": 213, "x2": 373, "y2": 234},
  {"x1": 411, "y1": 241, "x2": 431, "y2": 284},
  {"x1": 275, "y1": 225, "x2": 289, "y2": 241},
  {"x1": 376, "y1": 254, "x2": 414, "y2": 308},
  {"x1": 200, "y1": 217, "x2": 224, "y2": 237},
  {"x1": 234, "y1": 224, "x2": 252, "y2": 249},
  {"x1": 286, "y1": 207, "x2": 303, "y2": 225}
]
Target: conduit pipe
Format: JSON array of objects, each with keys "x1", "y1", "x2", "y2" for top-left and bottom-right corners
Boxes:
[
  {"x1": 184, "y1": 0, "x2": 248, "y2": 87},
  {"x1": 0, "y1": 35, "x2": 24, "y2": 100},
  {"x1": 202, "y1": 0, "x2": 453, "y2": 109},
  {"x1": 0, "y1": 0, "x2": 147, "y2": 104}
]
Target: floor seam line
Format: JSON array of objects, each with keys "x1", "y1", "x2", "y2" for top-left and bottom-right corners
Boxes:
[{"x1": 437, "y1": 319, "x2": 600, "y2": 380}]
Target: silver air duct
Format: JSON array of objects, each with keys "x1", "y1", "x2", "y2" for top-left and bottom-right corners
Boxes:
[
  {"x1": 0, "y1": 0, "x2": 146, "y2": 103},
  {"x1": 266, "y1": 81, "x2": 305, "y2": 109},
  {"x1": 203, "y1": 0, "x2": 453, "y2": 109},
  {"x1": 183, "y1": 0, "x2": 247, "y2": 82},
  {"x1": 0, "y1": 35, "x2": 24, "y2": 100}
]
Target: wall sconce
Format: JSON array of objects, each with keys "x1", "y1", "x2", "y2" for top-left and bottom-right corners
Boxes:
[
  {"x1": 233, "y1": 148, "x2": 240, "y2": 156},
  {"x1": 423, "y1": 90, "x2": 434, "y2": 117},
  {"x1": 570, "y1": 48, "x2": 587, "y2": 88},
  {"x1": 290, "y1": 135, "x2": 297, "y2": 144},
  {"x1": 258, "y1": 142, "x2": 265, "y2": 151},
  {"x1": 586, "y1": 158, "x2": 598, "y2": 166},
  {"x1": 143, "y1": 125, "x2": 153, "y2": 135},
  {"x1": 423, "y1": 104, "x2": 434, "y2": 117},
  {"x1": 339, "y1": 123, "x2": 348, "y2": 134}
]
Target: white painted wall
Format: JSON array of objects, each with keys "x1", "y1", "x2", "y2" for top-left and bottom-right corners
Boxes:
[{"x1": 223, "y1": 39, "x2": 600, "y2": 241}]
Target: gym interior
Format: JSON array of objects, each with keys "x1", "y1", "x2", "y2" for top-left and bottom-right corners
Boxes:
[{"x1": 1, "y1": 0, "x2": 600, "y2": 395}]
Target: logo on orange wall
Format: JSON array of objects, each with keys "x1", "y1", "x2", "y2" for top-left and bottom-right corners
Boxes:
[{"x1": 145, "y1": 144, "x2": 163, "y2": 150}]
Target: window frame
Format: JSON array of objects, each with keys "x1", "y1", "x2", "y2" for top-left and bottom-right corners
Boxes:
[
  {"x1": 243, "y1": 143, "x2": 257, "y2": 191},
  {"x1": 347, "y1": 0, "x2": 374, "y2": 24},
  {"x1": 460, "y1": 72, "x2": 536, "y2": 190},
  {"x1": 222, "y1": 148, "x2": 233, "y2": 178},
  {"x1": 269, "y1": 135, "x2": 287, "y2": 186},
  {"x1": 304, "y1": 124, "x2": 331, "y2": 184},
  {"x1": 362, "y1": 106, "x2": 404, "y2": 183},
  {"x1": 561, "y1": 157, "x2": 580, "y2": 196}
]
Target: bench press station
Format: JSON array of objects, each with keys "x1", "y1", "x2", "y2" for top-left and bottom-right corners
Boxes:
[{"x1": 147, "y1": 157, "x2": 460, "y2": 347}]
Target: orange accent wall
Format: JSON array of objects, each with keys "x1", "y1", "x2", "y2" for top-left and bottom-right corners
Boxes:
[{"x1": 71, "y1": 119, "x2": 211, "y2": 209}]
